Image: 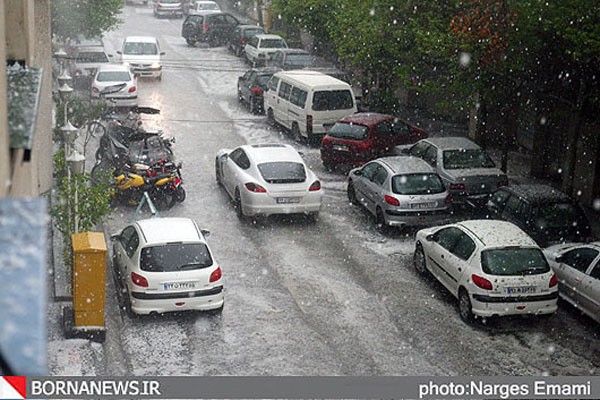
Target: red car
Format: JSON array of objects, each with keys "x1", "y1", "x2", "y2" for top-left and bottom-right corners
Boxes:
[{"x1": 320, "y1": 113, "x2": 427, "y2": 169}]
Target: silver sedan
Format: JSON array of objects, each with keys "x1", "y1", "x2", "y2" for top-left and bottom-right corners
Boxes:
[
  {"x1": 544, "y1": 242, "x2": 600, "y2": 324},
  {"x1": 215, "y1": 144, "x2": 323, "y2": 219},
  {"x1": 347, "y1": 156, "x2": 452, "y2": 230}
]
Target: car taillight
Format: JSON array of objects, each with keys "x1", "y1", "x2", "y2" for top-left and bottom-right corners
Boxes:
[
  {"x1": 138, "y1": 120, "x2": 143, "y2": 126},
  {"x1": 245, "y1": 182, "x2": 267, "y2": 193},
  {"x1": 549, "y1": 274, "x2": 558, "y2": 288},
  {"x1": 240, "y1": 38, "x2": 245, "y2": 44},
  {"x1": 309, "y1": 181, "x2": 321, "y2": 191},
  {"x1": 131, "y1": 272, "x2": 148, "y2": 287},
  {"x1": 210, "y1": 267, "x2": 222, "y2": 282},
  {"x1": 307, "y1": 115, "x2": 313, "y2": 136},
  {"x1": 445, "y1": 193, "x2": 453, "y2": 203},
  {"x1": 449, "y1": 183, "x2": 466, "y2": 191},
  {"x1": 92, "y1": 87, "x2": 99, "y2": 94},
  {"x1": 200, "y1": 24, "x2": 209, "y2": 33},
  {"x1": 472, "y1": 274, "x2": 493, "y2": 290},
  {"x1": 128, "y1": 86, "x2": 136, "y2": 93},
  {"x1": 384, "y1": 195, "x2": 400, "y2": 206},
  {"x1": 497, "y1": 180, "x2": 509, "y2": 188},
  {"x1": 252, "y1": 87, "x2": 263, "y2": 95},
  {"x1": 74, "y1": 69, "x2": 82, "y2": 76},
  {"x1": 157, "y1": 3, "x2": 163, "y2": 7}
]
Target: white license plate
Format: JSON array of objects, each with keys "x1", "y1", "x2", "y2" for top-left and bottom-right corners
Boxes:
[
  {"x1": 506, "y1": 286, "x2": 536, "y2": 294},
  {"x1": 276, "y1": 197, "x2": 300, "y2": 204},
  {"x1": 333, "y1": 144, "x2": 350, "y2": 152},
  {"x1": 410, "y1": 202, "x2": 436, "y2": 209},
  {"x1": 164, "y1": 281, "x2": 196, "y2": 290}
]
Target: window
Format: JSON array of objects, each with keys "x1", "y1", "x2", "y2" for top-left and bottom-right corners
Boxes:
[
  {"x1": 312, "y1": 90, "x2": 354, "y2": 111},
  {"x1": 423, "y1": 145, "x2": 438, "y2": 166},
  {"x1": 245, "y1": 71, "x2": 257, "y2": 82},
  {"x1": 279, "y1": 81, "x2": 292, "y2": 100},
  {"x1": 272, "y1": 52, "x2": 283, "y2": 64},
  {"x1": 224, "y1": 15, "x2": 238, "y2": 25},
  {"x1": 229, "y1": 148, "x2": 250, "y2": 169},
  {"x1": 120, "y1": 226, "x2": 139, "y2": 258},
  {"x1": 392, "y1": 173, "x2": 445, "y2": 195},
  {"x1": 435, "y1": 227, "x2": 463, "y2": 252},
  {"x1": 328, "y1": 122, "x2": 369, "y2": 140},
  {"x1": 409, "y1": 141, "x2": 430, "y2": 158},
  {"x1": 289, "y1": 87, "x2": 308, "y2": 108},
  {"x1": 452, "y1": 233, "x2": 476, "y2": 261},
  {"x1": 257, "y1": 162, "x2": 306, "y2": 183},
  {"x1": 481, "y1": 248, "x2": 550, "y2": 275},
  {"x1": 140, "y1": 244, "x2": 213, "y2": 272},
  {"x1": 372, "y1": 166, "x2": 388, "y2": 186},
  {"x1": 120, "y1": 226, "x2": 136, "y2": 249},
  {"x1": 360, "y1": 162, "x2": 379, "y2": 181},
  {"x1": 285, "y1": 54, "x2": 315, "y2": 68},
  {"x1": 248, "y1": 36, "x2": 259, "y2": 47},
  {"x1": 267, "y1": 76, "x2": 279, "y2": 91},
  {"x1": 260, "y1": 39, "x2": 287, "y2": 49},
  {"x1": 243, "y1": 28, "x2": 264, "y2": 39},
  {"x1": 76, "y1": 52, "x2": 108, "y2": 63},
  {"x1": 560, "y1": 248, "x2": 599, "y2": 273},
  {"x1": 186, "y1": 15, "x2": 204, "y2": 25},
  {"x1": 503, "y1": 195, "x2": 525, "y2": 219},
  {"x1": 589, "y1": 265, "x2": 600, "y2": 280},
  {"x1": 123, "y1": 42, "x2": 158, "y2": 55},
  {"x1": 535, "y1": 202, "x2": 586, "y2": 229},
  {"x1": 442, "y1": 149, "x2": 496, "y2": 169},
  {"x1": 488, "y1": 189, "x2": 511, "y2": 212},
  {"x1": 96, "y1": 71, "x2": 131, "y2": 82},
  {"x1": 211, "y1": 15, "x2": 226, "y2": 25},
  {"x1": 375, "y1": 120, "x2": 394, "y2": 137}
]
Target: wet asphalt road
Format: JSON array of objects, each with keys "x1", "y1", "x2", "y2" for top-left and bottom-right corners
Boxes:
[{"x1": 95, "y1": 4, "x2": 599, "y2": 376}]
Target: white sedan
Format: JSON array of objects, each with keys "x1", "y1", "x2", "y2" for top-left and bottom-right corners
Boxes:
[
  {"x1": 91, "y1": 64, "x2": 138, "y2": 107},
  {"x1": 111, "y1": 217, "x2": 224, "y2": 315},
  {"x1": 414, "y1": 219, "x2": 558, "y2": 322},
  {"x1": 215, "y1": 144, "x2": 323, "y2": 219}
]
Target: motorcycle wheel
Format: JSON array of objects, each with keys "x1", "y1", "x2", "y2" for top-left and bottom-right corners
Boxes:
[
  {"x1": 151, "y1": 188, "x2": 177, "y2": 210},
  {"x1": 175, "y1": 186, "x2": 186, "y2": 203}
]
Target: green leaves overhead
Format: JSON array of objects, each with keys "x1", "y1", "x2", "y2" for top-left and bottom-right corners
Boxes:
[{"x1": 51, "y1": 0, "x2": 123, "y2": 42}]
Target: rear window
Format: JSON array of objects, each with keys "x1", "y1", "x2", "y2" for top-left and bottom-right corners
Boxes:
[
  {"x1": 196, "y1": 2, "x2": 219, "y2": 9},
  {"x1": 243, "y1": 28, "x2": 264, "y2": 39},
  {"x1": 443, "y1": 149, "x2": 496, "y2": 169},
  {"x1": 96, "y1": 71, "x2": 131, "y2": 82},
  {"x1": 140, "y1": 243, "x2": 213, "y2": 272},
  {"x1": 328, "y1": 122, "x2": 368, "y2": 140},
  {"x1": 76, "y1": 51, "x2": 108, "y2": 63},
  {"x1": 312, "y1": 90, "x2": 354, "y2": 111},
  {"x1": 392, "y1": 173, "x2": 445, "y2": 195},
  {"x1": 160, "y1": 0, "x2": 181, "y2": 3},
  {"x1": 285, "y1": 54, "x2": 314, "y2": 68},
  {"x1": 123, "y1": 42, "x2": 158, "y2": 55},
  {"x1": 536, "y1": 202, "x2": 586, "y2": 228},
  {"x1": 257, "y1": 162, "x2": 306, "y2": 184},
  {"x1": 481, "y1": 248, "x2": 550, "y2": 276},
  {"x1": 257, "y1": 74, "x2": 272, "y2": 87},
  {"x1": 260, "y1": 39, "x2": 286, "y2": 49}
]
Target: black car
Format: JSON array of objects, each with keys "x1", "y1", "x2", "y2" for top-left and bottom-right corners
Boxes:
[
  {"x1": 237, "y1": 67, "x2": 280, "y2": 114},
  {"x1": 181, "y1": 13, "x2": 240, "y2": 47},
  {"x1": 267, "y1": 49, "x2": 317, "y2": 70},
  {"x1": 486, "y1": 184, "x2": 593, "y2": 247},
  {"x1": 228, "y1": 24, "x2": 266, "y2": 57}
]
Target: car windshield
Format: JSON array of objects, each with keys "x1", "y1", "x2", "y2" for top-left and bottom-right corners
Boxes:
[
  {"x1": 160, "y1": 0, "x2": 180, "y2": 3},
  {"x1": 140, "y1": 243, "x2": 213, "y2": 272},
  {"x1": 327, "y1": 122, "x2": 368, "y2": 140},
  {"x1": 76, "y1": 51, "x2": 108, "y2": 63},
  {"x1": 392, "y1": 173, "x2": 445, "y2": 195},
  {"x1": 96, "y1": 71, "x2": 130, "y2": 82},
  {"x1": 536, "y1": 202, "x2": 586, "y2": 228},
  {"x1": 197, "y1": 2, "x2": 219, "y2": 9},
  {"x1": 312, "y1": 90, "x2": 354, "y2": 111},
  {"x1": 244, "y1": 28, "x2": 264, "y2": 39},
  {"x1": 285, "y1": 54, "x2": 314, "y2": 67},
  {"x1": 257, "y1": 74, "x2": 272, "y2": 87},
  {"x1": 260, "y1": 39, "x2": 286, "y2": 49},
  {"x1": 257, "y1": 162, "x2": 306, "y2": 183},
  {"x1": 123, "y1": 42, "x2": 158, "y2": 55},
  {"x1": 443, "y1": 149, "x2": 496, "y2": 169},
  {"x1": 481, "y1": 248, "x2": 550, "y2": 276}
]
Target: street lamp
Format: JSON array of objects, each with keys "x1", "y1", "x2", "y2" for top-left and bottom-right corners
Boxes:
[{"x1": 67, "y1": 150, "x2": 86, "y2": 234}]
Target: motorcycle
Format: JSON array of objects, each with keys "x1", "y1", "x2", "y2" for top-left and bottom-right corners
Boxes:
[{"x1": 112, "y1": 163, "x2": 181, "y2": 210}]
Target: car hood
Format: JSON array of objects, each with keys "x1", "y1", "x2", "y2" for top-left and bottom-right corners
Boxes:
[{"x1": 121, "y1": 54, "x2": 160, "y2": 63}]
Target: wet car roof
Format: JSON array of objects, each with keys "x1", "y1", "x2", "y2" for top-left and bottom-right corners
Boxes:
[
  {"x1": 136, "y1": 218, "x2": 203, "y2": 245},
  {"x1": 502, "y1": 184, "x2": 573, "y2": 204},
  {"x1": 340, "y1": 112, "x2": 393, "y2": 125},
  {"x1": 425, "y1": 137, "x2": 480, "y2": 150},
  {"x1": 378, "y1": 156, "x2": 435, "y2": 175},
  {"x1": 458, "y1": 219, "x2": 539, "y2": 248}
]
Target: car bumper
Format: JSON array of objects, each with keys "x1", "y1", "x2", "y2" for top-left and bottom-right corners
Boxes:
[
  {"x1": 156, "y1": 9, "x2": 183, "y2": 16},
  {"x1": 470, "y1": 291, "x2": 558, "y2": 317},
  {"x1": 384, "y1": 208, "x2": 452, "y2": 227},
  {"x1": 130, "y1": 285, "x2": 224, "y2": 314},
  {"x1": 320, "y1": 149, "x2": 372, "y2": 166},
  {"x1": 92, "y1": 94, "x2": 138, "y2": 107},
  {"x1": 241, "y1": 191, "x2": 323, "y2": 216}
]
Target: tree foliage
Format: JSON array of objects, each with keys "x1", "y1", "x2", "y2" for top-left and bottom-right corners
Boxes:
[{"x1": 51, "y1": 0, "x2": 123, "y2": 42}]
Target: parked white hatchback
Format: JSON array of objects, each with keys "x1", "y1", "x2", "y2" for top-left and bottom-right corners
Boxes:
[
  {"x1": 215, "y1": 144, "x2": 323, "y2": 219},
  {"x1": 414, "y1": 220, "x2": 558, "y2": 322},
  {"x1": 91, "y1": 64, "x2": 138, "y2": 107},
  {"x1": 111, "y1": 218, "x2": 224, "y2": 315}
]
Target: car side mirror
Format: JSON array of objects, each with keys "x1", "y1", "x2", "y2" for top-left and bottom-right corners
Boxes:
[
  {"x1": 221, "y1": 154, "x2": 228, "y2": 160},
  {"x1": 425, "y1": 234, "x2": 436, "y2": 242},
  {"x1": 116, "y1": 50, "x2": 122, "y2": 55},
  {"x1": 354, "y1": 170, "x2": 362, "y2": 176},
  {"x1": 110, "y1": 233, "x2": 120, "y2": 241},
  {"x1": 108, "y1": 54, "x2": 114, "y2": 58},
  {"x1": 201, "y1": 229, "x2": 210, "y2": 238},
  {"x1": 160, "y1": 51, "x2": 166, "y2": 56},
  {"x1": 555, "y1": 255, "x2": 564, "y2": 263}
]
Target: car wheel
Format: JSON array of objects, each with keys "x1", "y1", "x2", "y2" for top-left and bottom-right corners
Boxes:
[
  {"x1": 157, "y1": 73, "x2": 162, "y2": 81},
  {"x1": 186, "y1": 38, "x2": 196, "y2": 46},
  {"x1": 249, "y1": 96, "x2": 257, "y2": 113},
  {"x1": 323, "y1": 161, "x2": 335, "y2": 172},
  {"x1": 234, "y1": 189, "x2": 244, "y2": 219},
  {"x1": 413, "y1": 244, "x2": 427, "y2": 275},
  {"x1": 375, "y1": 207, "x2": 389, "y2": 233},
  {"x1": 347, "y1": 180, "x2": 358, "y2": 205},
  {"x1": 267, "y1": 108, "x2": 275, "y2": 125},
  {"x1": 459, "y1": 289, "x2": 475, "y2": 323},
  {"x1": 291, "y1": 122, "x2": 303, "y2": 143},
  {"x1": 208, "y1": 34, "x2": 218, "y2": 47},
  {"x1": 215, "y1": 158, "x2": 222, "y2": 185},
  {"x1": 207, "y1": 302, "x2": 224, "y2": 315},
  {"x1": 307, "y1": 211, "x2": 319, "y2": 222}
]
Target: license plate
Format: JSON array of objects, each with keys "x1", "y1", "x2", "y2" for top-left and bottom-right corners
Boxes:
[
  {"x1": 276, "y1": 197, "x2": 300, "y2": 204},
  {"x1": 333, "y1": 144, "x2": 350, "y2": 152},
  {"x1": 410, "y1": 202, "x2": 436, "y2": 209},
  {"x1": 506, "y1": 286, "x2": 536, "y2": 294},
  {"x1": 164, "y1": 281, "x2": 196, "y2": 290}
]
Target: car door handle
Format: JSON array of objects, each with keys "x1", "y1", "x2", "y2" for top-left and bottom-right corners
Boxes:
[
  {"x1": 458, "y1": 267, "x2": 462, "y2": 272},
  {"x1": 441, "y1": 254, "x2": 444, "y2": 259}
]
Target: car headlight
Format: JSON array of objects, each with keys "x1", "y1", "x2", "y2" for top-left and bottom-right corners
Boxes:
[
  {"x1": 151, "y1": 62, "x2": 161, "y2": 69},
  {"x1": 122, "y1": 61, "x2": 130, "y2": 67}
]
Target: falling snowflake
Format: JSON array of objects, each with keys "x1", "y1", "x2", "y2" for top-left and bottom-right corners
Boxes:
[{"x1": 459, "y1": 52, "x2": 471, "y2": 67}]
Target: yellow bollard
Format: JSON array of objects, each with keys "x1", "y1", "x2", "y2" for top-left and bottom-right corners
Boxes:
[{"x1": 71, "y1": 232, "x2": 107, "y2": 327}]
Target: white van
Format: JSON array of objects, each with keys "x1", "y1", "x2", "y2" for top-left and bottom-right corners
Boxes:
[
  {"x1": 118, "y1": 36, "x2": 165, "y2": 80},
  {"x1": 264, "y1": 70, "x2": 357, "y2": 142}
]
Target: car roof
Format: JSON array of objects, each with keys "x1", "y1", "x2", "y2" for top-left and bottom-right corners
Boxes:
[
  {"x1": 277, "y1": 48, "x2": 310, "y2": 55},
  {"x1": 135, "y1": 218, "x2": 202, "y2": 245},
  {"x1": 238, "y1": 24, "x2": 264, "y2": 29},
  {"x1": 97, "y1": 64, "x2": 130, "y2": 72},
  {"x1": 457, "y1": 220, "x2": 538, "y2": 248},
  {"x1": 252, "y1": 67, "x2": 281, "y2": 75},
  {"x1": 424, "y1": 137, "x2": 480, "y2": 150},
  {"x1": 124, "y1": 36, "x2": 158, "y2": 43},
  {"x1": 255, "y1": 34, "x2": 285, "y2": 40},
  {"x1": 277, "y1": 69, "x2": 349, "y2": 87},
  {"x1": 241, "y1": 144, "x2": 303, "y2": 164},
  {"x1": 502, "y1": 184, "x2": 573, "y2": 204},
  {"x1": 377, "y1": 156, "x2": 436, "y2": 175},
  {"x1": 340, "y1": 112, "x2": 393, "y2": 125}
]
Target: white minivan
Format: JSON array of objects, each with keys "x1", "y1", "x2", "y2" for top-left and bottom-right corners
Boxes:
[
  {"x1": 118, "y1": 36, "x2": 165, "y2": 80},
  {"x1": 264, "y1": 70, "x2": 357, "y2": 143}
]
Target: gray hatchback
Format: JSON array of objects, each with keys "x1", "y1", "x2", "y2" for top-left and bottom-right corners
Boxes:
[{"x1": 347, "y1": 156, "x2": 452, "y2": 230}]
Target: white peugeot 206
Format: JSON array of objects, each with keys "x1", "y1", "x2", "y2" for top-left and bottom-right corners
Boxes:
[
  {"x1": 111, "y1": 217, "x2": 224, "y2": 315},
  {"x1": 414, "y1": 219, "x2": 558, "y2": 322}
]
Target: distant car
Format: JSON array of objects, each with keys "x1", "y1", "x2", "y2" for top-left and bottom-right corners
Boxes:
[
  {"x1": 237, "y1": 67, "x2": 280, "y2": 114},
  {"x1": 347, "y1": 156, "x2": 452, "y2": 230},
  {"x1": 153, "y1": 0, "x2": 184, "y2": 18},
  {"x1": 215, "y1": 144, "x2": 323, "y2": 219},
  {"x1": 544, "y1": 242, "x2": 600, "y2": 324},
  {"x1": 126, "y1": 0, "x2": 149, "y2": 5},
  {"x1": 244, "y1": 34, "x2": 288, "y2": 67},
  {"x1": 182, "y1": 0, "x2": 195, "y2": 14},
  {"x1": 228, "y1": 24, "x2": 266, "y2": 57},
  {"x1": 70, "y1": 46, "x2": 112, "y2": 88},
  {"x1": 400, "y1": 137, "x2": 508, "y2": 207},
  {"x1": 91, "y1": 64, "x2": 138, "y2": 107},
  {"x1": 486, "y1": 184, "x2": 592, "y2": 247},
  {"x1": 308, "y1": 66, "x2": 363, "y2": 108},
  {"x1": 414, "y1": 220, "x2": 558, "y2": 322},
  {"x1": 268, "y1": 49, "x2": 316, "y2": 70},
  {"x1": 189, "y1": 0, "x2": 221, "y2": 15},
  {"x1": 111, "y1": 217, "x2": 224, "y2": 315},
  {"x1": 118, "y1": 36, "x2": 165, "y2": 80},
  {"x1": 321, "y1": 113, "x2": 428, "y2": 169},
  {"x1": 181, "y1": 12, "x2": 240, "y2": 47}
]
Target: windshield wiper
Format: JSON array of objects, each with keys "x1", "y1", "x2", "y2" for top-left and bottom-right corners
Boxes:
[{"x1": 179, "y1": 263, "x2": 207, "y2": 270}]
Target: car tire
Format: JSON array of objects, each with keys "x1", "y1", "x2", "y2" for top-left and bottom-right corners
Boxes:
[
  {"x1": 307, "y1": 211, "x2": 319, "y2": 222},
  {"x1": 375, "y1": 207, "x2": 389, "y2": 233},
  {"x1": 234, "y1": 188, "x2": 245, "y2": 219},
  {"x1": 413, "y1": 244, "x2": 427, "y2": 275},
  {"x1": 237, "y1": 88, "x2": 244, "y2": 103},
  {"x1": 215, "y1": 158, "x2": 222, "y2": 185},
  {"x1": 249, "y1": 96, "x2": 257, "y2": 113},
  {"x1": 459, "y1": 288, "x2": 475, "y2": 323},
  {"x1": 291, "y1": 122, "x2": 303, "y2": 143},
  {"x1": 347, "y1": 180, "x2": 358, "y2": 205},
  {"x1": 267, "y1": 108, "x2": 275, "y2": 126},
  {"x1": 208, "y1": 34, "x2": 218, "y2": 47},
  {"x1": 207, "y1": 302, "x2": 224, "y2": 315},
  {"x1": 186, "y1": 38, "x2": 196, "y2": 46}
]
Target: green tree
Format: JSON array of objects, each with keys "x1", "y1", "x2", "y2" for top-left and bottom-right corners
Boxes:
[{"x1": 51, "y1": 0, "x2": 123, "y2": 42}]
